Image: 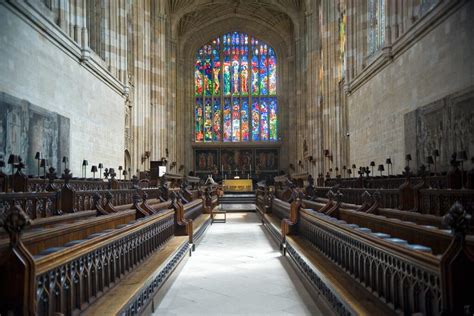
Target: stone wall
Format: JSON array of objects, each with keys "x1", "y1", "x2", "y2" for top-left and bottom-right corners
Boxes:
[
  {"x1": 0, "y1": 5, "x2": 125, "y2": 177},
  {"x1": 348, "y1": 1, "x2": 474, "y2": 174}
]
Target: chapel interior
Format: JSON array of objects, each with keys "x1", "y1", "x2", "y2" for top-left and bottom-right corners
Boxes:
[{"x1": 0, "y1": 0, "x2": 474, "y2": 315}]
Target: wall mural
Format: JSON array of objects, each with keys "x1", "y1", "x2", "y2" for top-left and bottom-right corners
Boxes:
[
  {"x1": 405, "y1": 87, "x2": 474, "y2": 172},
  {"x1": 195, "y1": 147, "x2": 279, "y2": 175},
  {"x1": 0, "y1": 93, "x2": 70, "y2": 175}
]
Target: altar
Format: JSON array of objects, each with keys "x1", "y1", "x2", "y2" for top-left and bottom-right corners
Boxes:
[{"x1": 222, "y1": 179, "x2": 253, "y2": 192}]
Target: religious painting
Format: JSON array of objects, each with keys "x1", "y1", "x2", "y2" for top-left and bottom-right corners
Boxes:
[
  {"x1": 255, "y1": 149, "x2": 279, "y2": 171},
  {"x1": 0, "y1": 92, "x2": 70, "y2": 175},
  {"x1": 195, "y1": 149, "x2": 218, "y2": 172},
  {"x1": 220, "y1": 149, "x2": 253, "y2": 173}
]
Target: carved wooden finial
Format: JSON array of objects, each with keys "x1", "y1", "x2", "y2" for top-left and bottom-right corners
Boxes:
[
  {"x1": 92, "y1": 192, "x2": 102, "y2": 208},
  {"x1": 442, "y1": 201, "x2": 471, "y2": 237},
  {"x1": 132, "y1": 175, "x2": 139, "y2": 189},
  {"x1": 402, "y1": 166, "x2": 413, "y2": 179},
  {"x1": 1, "y1": 202, "x2": 31, "y2": 247},
  {"x1": 326, "y1": 190, "x2": 335, "y2": 201},
  {"x1": 169, "y1": 191, "x2": 177, "y2": 202},
  {"x1": 105, "y1": 191, "x2": 113, "y2": 204},
  {"x1": 372, "y1": 190, "x2": 381, "y2": 204},
  {"x1": 142, "y1": 191, "x2": 148, "y2": 202},
  {"x1": 335, "y1": 190, "x2": 343, "y2": 203},
  {"x1": 361, "y1": 190, "x2": 371, "y2": 204},
  {"x1": 417, "y1": 164, "x2": 428, "y2": 178},
  {"x1": 62, "y1": 168, "x2": 73, "y2": 184},
  {"x1": 133, "y1": 192, "x2": 142, "y2": 207},
  {"x1": 45, "y1": 167, "x2": 58, "y2": 192}
]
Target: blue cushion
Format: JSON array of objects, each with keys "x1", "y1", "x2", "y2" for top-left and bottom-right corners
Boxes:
[
  {"x1": 38, "y1": 247, "x2": 66, "y2": 256},
  {"x1": 386, "y1": 238, "x2": 408, "y2": 246},
  {"x1": 371, "y1": 232, "x2": 390, "y2": 239},
  {"x1": 355, "y1": 227, "x2": 372, "y2": 233},
  {"x1": 64, "y1": 240, "x2": 86, "y2": 247},
  {"x1": 407, "y1": 244, "x2": 432, "y2": 253},
  {"x1": 86, "y1": 232, "x2": 105, "y2": 239}
]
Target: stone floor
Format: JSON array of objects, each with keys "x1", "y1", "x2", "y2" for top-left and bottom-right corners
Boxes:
[{"x1": 154, "y1": 213, "x2": 323, "y2": 316}]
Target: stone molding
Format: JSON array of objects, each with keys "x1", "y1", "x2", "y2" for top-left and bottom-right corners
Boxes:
[{"x1": 347, "y1": 0, "x2": 466, "y2": 94}]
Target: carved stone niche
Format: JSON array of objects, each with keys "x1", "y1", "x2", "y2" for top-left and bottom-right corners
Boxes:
[{"x1": 404, "y1": 87, "x2": 474, "y2": 173}]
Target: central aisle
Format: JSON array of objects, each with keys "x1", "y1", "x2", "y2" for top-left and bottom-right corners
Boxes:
[{"x1": 154, "y1": 213, "x2": 323, "y2": 315}]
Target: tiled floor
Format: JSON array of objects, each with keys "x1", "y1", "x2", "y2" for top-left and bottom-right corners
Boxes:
[{"x1": 154, "y1": 213, "x2": 323, "y2": 316}]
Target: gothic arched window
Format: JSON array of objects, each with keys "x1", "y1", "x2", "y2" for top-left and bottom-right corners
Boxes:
[{"x1": 194, "y1": 32, "x2": 277, "y2": 142}]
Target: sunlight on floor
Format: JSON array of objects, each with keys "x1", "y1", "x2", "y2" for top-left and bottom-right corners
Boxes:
[{"x1": 154, "y1": 213, "x2": 322, "y2": 316}]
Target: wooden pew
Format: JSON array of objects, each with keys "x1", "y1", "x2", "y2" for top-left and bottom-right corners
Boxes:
[
  {"x1": 0, "y1": 201, "x2": 191, "y2": 315},
  {"x1": 257, "y1": 187, "x2": 474, "y2": 315}
]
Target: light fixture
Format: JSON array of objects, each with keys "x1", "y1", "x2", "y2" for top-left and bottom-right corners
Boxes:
[{"x1": 91, "y1": 165, "x2": 98, "y2": 179}]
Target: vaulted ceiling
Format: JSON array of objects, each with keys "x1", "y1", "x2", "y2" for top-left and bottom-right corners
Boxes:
[{"x1": 168, "y1": 0, "x2": 305, "y2": 42}]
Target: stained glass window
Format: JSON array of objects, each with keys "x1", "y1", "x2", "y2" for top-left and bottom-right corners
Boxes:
[{"x1": 195, "y1": 32, "x2": 278, "y2": 142}]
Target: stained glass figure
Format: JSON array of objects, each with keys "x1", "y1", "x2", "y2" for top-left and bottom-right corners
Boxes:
[
  {"x1": 232, "y1": 98, "x2": 241, "y2": 141},
  {"x1": 269, "y1": 97, "x2": 277, "y2": 141},
  {"x1": 252, "y1": 100, "x2": 260, "y2": 141},
  {"x1": 241, "y1": 99, "x2": 249, "y2": 141},
  {"x1": 194, "y1": 32, "x2": 278, "y2": 142},
  {"x1": 223, "y1": 98, "x2": 231, "y2": 141},
  {"x1": 213, "y1": 98, "x2": 221, "y2": 141},
  {"x1": 260, "y1": 98, "x2": 269, "y2": 140},
  {"x1": 195, "y1": 98, "x2": 203, "y2": 141}
]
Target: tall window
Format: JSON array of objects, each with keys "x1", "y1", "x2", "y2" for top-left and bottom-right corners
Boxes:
[
  {"x1": 367, "y1": 0, "x2": 385, "y2": 56},
  {"x1": 194, "y1": 32, "x2": 278, "y2": 142}
]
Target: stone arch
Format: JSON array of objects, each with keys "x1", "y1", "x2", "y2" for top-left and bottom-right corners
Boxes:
[{"x1": 173, "y1": 7, "x2": 299, "y2": 172}]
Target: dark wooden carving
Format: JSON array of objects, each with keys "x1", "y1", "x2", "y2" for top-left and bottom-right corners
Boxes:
[{"x1": 0, "y1": 202, "x2": 35, "y2": 315}]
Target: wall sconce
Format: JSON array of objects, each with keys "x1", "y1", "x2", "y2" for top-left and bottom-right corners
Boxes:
[
  {"x1": 370, "y1": 161, "x2": 376, "y2": 175},
  {"x1": 35, "y1": 152, "x2": 42, "y2": 177},
  {"x1": 40, "y1": 158, "x2": 49, "y2": 179},
  {"x1": 62, "y1": 156, "x2": 69, "y2": 170},
  {"x1": 406, "y1": 154, "x2": 412, "y2": 168},
  {"x1": 91, "y1": 165, "x2": 98, "y2": 179},
  {"x1": 82, "y1": 159, "x2": 88, "y2": 178},
  {"x1": 179, "y1": 164, "x2": 184, "y2": 172},
  {"x1": 386, "y1": 158, "x2": 392, "y2": 176},
  {"x1": 289, "y1": 163, "x2": 295, "y2": 171},
  {"x1": 98, "y1": 163, "x2": 103, "y2": 179},
  {"x1": 170, "y1": 161, "x2": 177, "y2": 170},
  {"x1": 378, "y1": 164, "x2": 385, "y2": 177},
  {"x1": 432, "y1": 149, "x2": 439, "y2": 173},
  {"x1": 118, "y1": 166, "x2": 123, "y2": 180}
]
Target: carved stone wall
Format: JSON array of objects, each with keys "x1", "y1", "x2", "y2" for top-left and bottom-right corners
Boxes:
[
  {"x1": 0, "y1": 93, "x2": 70, "y2": 174},
  {"x1": 405, "y1": 87, "x2": 474, "y2": 172}
]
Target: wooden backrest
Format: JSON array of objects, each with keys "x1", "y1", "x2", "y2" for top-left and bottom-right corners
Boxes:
[{"x1": 0, "y1": 210, "x2": 136, "y2": 256}]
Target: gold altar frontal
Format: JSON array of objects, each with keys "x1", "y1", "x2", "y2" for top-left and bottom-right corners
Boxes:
[{"x1": 222, "y1": 179, "x2": 253, "y2": 192}]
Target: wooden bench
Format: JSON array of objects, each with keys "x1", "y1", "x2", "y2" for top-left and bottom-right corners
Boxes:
[
  {"x1": 257, "y1": 192, "x2": 474, "y2": 315},
  {"x1": 0, "y1": 203, "x2": 193, "y2": 315}
]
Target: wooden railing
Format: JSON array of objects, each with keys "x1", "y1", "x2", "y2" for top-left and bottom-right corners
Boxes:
[
  {"x1": 417, "y1": 189, "x2": 474, "y2": 216},
  {"x1": 324, "y1": 175, "x2": 447, "y2": 189},
  {"x1": 298, "y1": 208, "x2": 445, "y2": 315},
  {"x1": 183, "y1": 199, "x2": 204, "y2": 221},
  {"x1": 0, "y1": 203, "x2": 175, "y2": 315},
  {"x1": 0, "y1": 191, "x2": 60, "y2": 219},
  {"x1": 272, "y1": 198, "x2": 290, "y2": 220}
]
